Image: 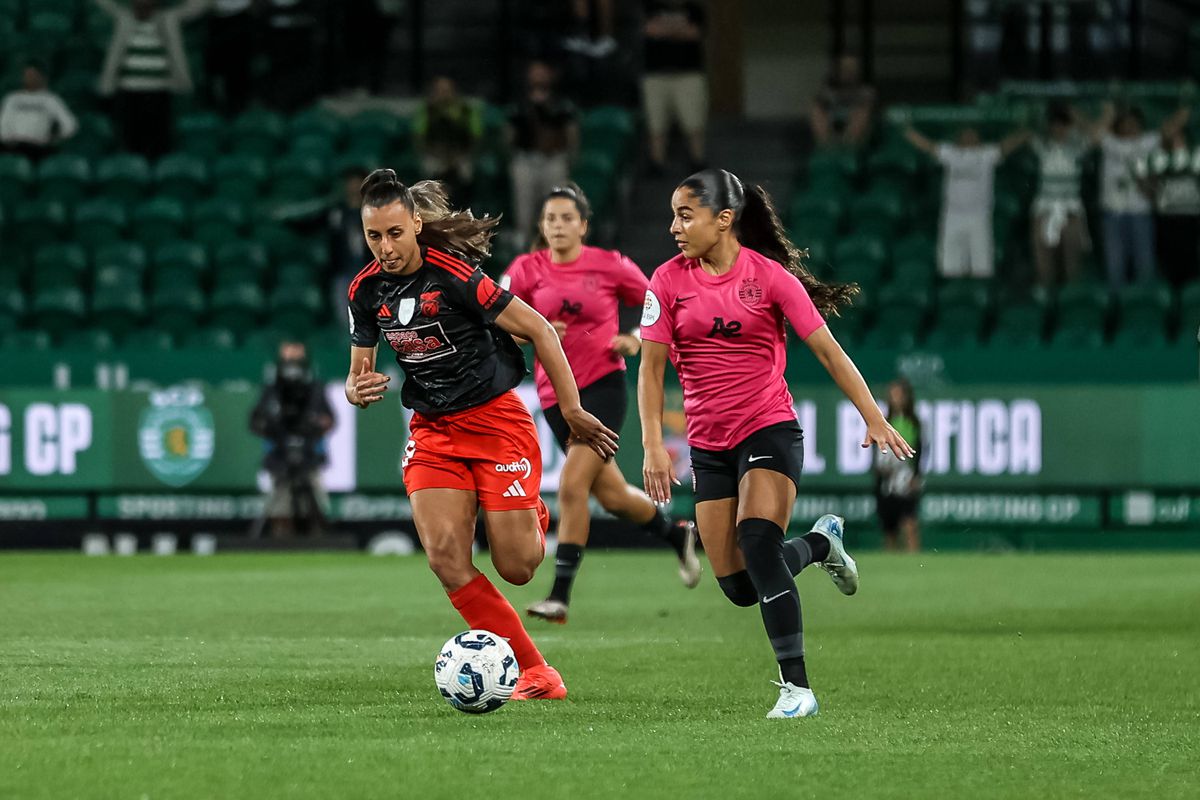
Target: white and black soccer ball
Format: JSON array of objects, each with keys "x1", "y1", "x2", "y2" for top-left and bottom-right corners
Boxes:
[{"x1": 433, "y1": 630, "x2": 519, "y2": 714}]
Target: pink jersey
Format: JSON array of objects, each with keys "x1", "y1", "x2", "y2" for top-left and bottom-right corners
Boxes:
[
  {"x1": 502, "y1": 246, "x2": 648, "y2": 409},
  {"x1": 640, "y1": 246, "x2": 826, "y2": 450}
]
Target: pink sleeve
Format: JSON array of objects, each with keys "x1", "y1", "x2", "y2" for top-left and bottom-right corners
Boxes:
[
  {"x1": 615, "y1": 253, "x2": 649, "y2": 306},
  {"x1": 639, "y1": 269, "x2": 674, "y2": 344},
  {"x1": 772, "y1": 265, "x2": 825, "y2": 339},
  {"x1": 500, "y1": 256, "x2": 529, "y2": 300}
]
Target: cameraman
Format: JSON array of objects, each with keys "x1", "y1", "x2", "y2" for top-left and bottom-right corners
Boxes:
[{"x1": 250, "y1": 342, "x2": 335, "y2": 537}]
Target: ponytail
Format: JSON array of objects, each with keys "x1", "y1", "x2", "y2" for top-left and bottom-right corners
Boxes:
[
  {"x1": 361, "y1": 170, "x2": 499, "y2": 263},
  {"x1": 678, "y1": 168, "x2": 858, "y2": 317}
]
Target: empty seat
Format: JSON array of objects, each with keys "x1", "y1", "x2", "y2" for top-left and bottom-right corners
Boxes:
[
  {"x1": 0, "y1": 154, "x2": 34, "y2": 204},
  {"x1": 131, "y1": 197, "x2": 188, "y2": 247},
  {"x1": 192, "y1": 199, "x2": 246, "y2": 245},
  {"x1": 36, "y1": 153, "x2": 92, "y2": 202},
  {"x1": 95, "y1": 154, "x2": 151, "y2": 203},
  {"x1": 155, "y1": 153, "x2": 210, "y2": 200},
  {"x1": 74, "y1": 197, "x2": 129, "y2": 244}
]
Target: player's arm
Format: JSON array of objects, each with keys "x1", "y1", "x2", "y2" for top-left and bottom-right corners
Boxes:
[
  {"x1": 903, "y1": 126, "x2": 937, "y2": 156},
  {"x1": 1161, "y1": 105, "x2": 1191, "y2": 141},
  {"x1": 345, "y1": 346, "x2": 389, "y2": 409},
  {"x1": 803, "y1": 326, "x2": 916, "y2": 459},
  {"x1": 637, "y1": 340, "x2": 677, "y2": 503},
  {"x1": 494, "y1": 298, "x2": 618, "y2": 458}
]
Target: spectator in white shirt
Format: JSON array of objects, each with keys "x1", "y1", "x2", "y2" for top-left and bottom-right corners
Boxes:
[
  {"x1": 0, "y1": 63, "x2": 79, "y2": 161},
  {"x1": 904, "y1": 124, "x2": 1030, "y2": 279}
]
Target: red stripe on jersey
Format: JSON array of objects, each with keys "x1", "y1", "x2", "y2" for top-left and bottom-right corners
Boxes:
[
  {"x1": 425, "y1": 249, "x2": 474, "y2": 281},
  {"x1": 348, "y1": 261, "x2": 381, "y2": 301}
]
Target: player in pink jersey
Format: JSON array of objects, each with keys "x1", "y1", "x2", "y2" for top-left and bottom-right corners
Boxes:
[
  {"x1": 638, "y1": 169, "x2": 914, "y2": 719},
  {"x1": 503, "y1": 184, "x2": 701, "y2": 624}
]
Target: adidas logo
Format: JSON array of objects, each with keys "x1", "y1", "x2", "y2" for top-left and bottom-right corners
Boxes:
[
  {"x1": 378, "y1": 304, "x2": 392, "y2": 318},
  {"x1": 501, "y1": 480, "x2": 526, "y2": 498}
]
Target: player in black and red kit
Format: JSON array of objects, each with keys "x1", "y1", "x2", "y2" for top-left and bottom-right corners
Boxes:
[{"x1": 346, "y1": 171, "x2": 617, "y2": 700}]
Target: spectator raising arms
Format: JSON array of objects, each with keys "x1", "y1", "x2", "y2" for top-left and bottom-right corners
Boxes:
[
  {"x1": 0, "y1": 62, "x2": 78, "y2": 161},
  {"x1": 1135, "y1": 111, "x2": 1200, "y2": 288},
  {"x1": 809, "y1": 55, "x2": 876, "y2": 149},
  {"x1": 414, "y1": 76, "x2": 482, "y2": 204},
  {"x1": 905, "y1": 123, "x2": 1030, "y2": 280}
]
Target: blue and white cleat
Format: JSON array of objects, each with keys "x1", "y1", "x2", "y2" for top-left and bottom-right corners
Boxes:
[
  {"x1": 811, "y1": 514, "x2": 858, "y2": 596},
  {"x1": 766, "y1": 681, "x2": 819, "y2": 719}
]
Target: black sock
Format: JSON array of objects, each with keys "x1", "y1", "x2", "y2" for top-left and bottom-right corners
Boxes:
[
  {"x1": 779, "y1": 655, "x2": 809, "y2": 688},
  {"x1": 737, "y1": 518, "x2": 806, "y2": 687},
  {"x1": 782, "y1": 532, "x2": 831, "y2": 576},
  {"x1": 641, "y1": 507, "x2": 686, "y2": 558},
  {"x1": 548, "y1": 543, "x2": 583, "y2": 604}
]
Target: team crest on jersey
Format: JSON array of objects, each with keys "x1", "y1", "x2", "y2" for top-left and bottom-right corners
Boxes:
[
  {"x1": 420, "y1": 290, "x2": 442, "y2": 317},
  {"x1": 738, "y1": 278, "x2": 763, "y2": 308},
  {"x1": 397, "y1": 297, "x2": 417, "y2": 324}
]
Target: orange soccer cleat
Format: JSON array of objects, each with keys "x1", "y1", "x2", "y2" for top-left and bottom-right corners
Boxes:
[{"x1": 510, "y1": 663, "x2": 568, "y2": 701}]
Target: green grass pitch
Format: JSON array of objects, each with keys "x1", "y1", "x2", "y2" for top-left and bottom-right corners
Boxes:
[{"x1": 2, "y1": 550, "x2": 1198, "y2": 799}]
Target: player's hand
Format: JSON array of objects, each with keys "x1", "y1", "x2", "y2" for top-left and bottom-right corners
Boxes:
[
  {"x1": 353, "y1": 357, "x2": 389, "y2": 408},
  {"x1": 551, "y1": 320, "x2": 568, "y2": 340},
  {"x1": 610, "y1": 333, "x2": 641, "y2": 357},
  {"x1": 643, "y1": 444, "x2": 679, "y2": 504},
  {"x1": 861, "y1": 418, "x2": 915, "y2": 460},
  {"x1": 563, "y1": 406, "x2": 619, "y2": 460}
]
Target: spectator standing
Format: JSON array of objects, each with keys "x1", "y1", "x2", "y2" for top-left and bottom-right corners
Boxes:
[
  {"x1": 642, "y1": 0, "x2": 708, "y2": 174},
  {"x1": 1099, "y1": 103, "x2": 1191, "y2": 289},
  {"x1": 205, "y1": 0, "x2": 255, "y2": 114},
  {"x1": 1029, "y1": 103, "x2": 1093, "y2": 288},
  {"x1": 94, "y1": 0, "x2": 210, "y2": 159},
  {"x1": 507, "y1": 62, "x2": 579, "y2": 246},
  {"x1": 809, "y1": 55, "x2": 876, "y2": 149},
  {"x1": 413, "y1": 77, "x2": 482, "y2": 204},
  {"x1": 873, "y1": 379, "x2": 923, "y2": 553},
  {"x1": 0, "y1": 63, "x2": 78, "y2": 161},
  {"x1": 1136, "y1": 118, "x2": 1200, "y2": 288},
  {"x1": 904, "y1": 124, "x2": 1030, "y2": 279}
]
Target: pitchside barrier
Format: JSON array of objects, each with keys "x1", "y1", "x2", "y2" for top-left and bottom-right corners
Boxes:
[{"x1": 1, "y1": 381, "x2": 1198, "y2": 545}]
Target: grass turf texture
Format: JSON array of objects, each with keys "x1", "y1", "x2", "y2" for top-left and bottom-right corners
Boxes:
[{"x1": 1, "y1": 552, "x2": 1198, "y2": 800}]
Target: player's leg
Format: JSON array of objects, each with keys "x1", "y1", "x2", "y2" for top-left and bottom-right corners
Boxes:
[
  {"x1": 591, "y1": 462, "x2": 701, "y2": 586},
  {"x1": 411, "y1": 488, "x2": 482, "y2": 592},
  {"x1": 969, "y1": 212, "x2": 994, "y2": 280},
  {"x1": 689, "y1": 446, "x2": 752, "y2": 605},
  {"x1": 900, "y1": 507, "x2": 921, "y2": 553},
  {"x1": 642, "y1": 74, "x2": 670, "y2": 170}
]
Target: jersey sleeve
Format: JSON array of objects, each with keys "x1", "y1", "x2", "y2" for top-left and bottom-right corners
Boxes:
[
  {"x1": 934, "y1": 143, "x2": 955, "y2": 165},
  {"x1": 639, "y1": 269, "x2": 674, "y2": 344},
  {"x1": 982, "y1": 144, "x2": 1002, "y2": 165},
  {"x1": 499, "y1": 255, "x2": 529, "y2": 301},
  {"x1": 348, "y1": 290, "x2": 379, "y2": 347},
  {"x1": 771, "y1": 265, "x2": 825, "y2": 340},
  {"x1": 448, "y1": 265, "x2": 516, "y2": 323},
  {"x1": 614, "y1": 253, "x2": 650, "y2": 307}
]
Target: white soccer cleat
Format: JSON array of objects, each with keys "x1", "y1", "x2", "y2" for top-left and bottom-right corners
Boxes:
[
  {"x1": 766, "y1": 681, "x2": 819, "y2": 719},
  {"x1": 811, "y1": 514, "x2": 858, "y2": 596},
  {"x1": 525, "y1": 598, "x2": 568, "y2": 624},
  {"x1": 676, "y1": 520, "x2": 702, "y2": 589}
]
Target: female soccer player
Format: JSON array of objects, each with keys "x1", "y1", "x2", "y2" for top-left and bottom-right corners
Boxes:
[
  {"x1": 502, "y1": 184, "x2": 701, "y2": 625},
  {"x1": 345, "y1": 171, "x2": 617, "y2": 701},
  {"x1": 638, "y1": 169, "x2": 914, "y2": 719},
  {"x1": 873, "y1": 378, "x2": 923, "y2": 552}
]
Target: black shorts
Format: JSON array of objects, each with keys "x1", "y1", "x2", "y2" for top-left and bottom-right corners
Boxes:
[
  {"x1": 542, "y1": 369, "x2": 628, "y2": 452},
  {"x1": 876, "y1": 494, "x2": 920, "y2": 530},
  {"x1": 689, "y1": 421, "x2": 804, "y2": 503}
]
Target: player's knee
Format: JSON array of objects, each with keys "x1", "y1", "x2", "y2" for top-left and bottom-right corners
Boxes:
[
  {"x1": 736, "y1": 518, "x2": 784, "y2": 571},
  {"x1": 495, "y1": 559, "x2": 537, "y2": 586},
  {"x1": 557, "y1": 481, "x2": 589, "y2": 511},
  {"x1": 424, "y1": 541, "x2": 472, "y2": 586},
  {"x1": 717, "y1": 571, "x2": 758, "y2": 607}
]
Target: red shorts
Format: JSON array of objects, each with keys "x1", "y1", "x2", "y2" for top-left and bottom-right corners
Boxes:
[{"x1": 403, "y1": 390, "x2": 543, "y2": 512}]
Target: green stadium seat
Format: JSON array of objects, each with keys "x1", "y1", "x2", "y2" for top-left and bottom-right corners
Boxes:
[
  {"x1": 93, "y1": 261, "x2": 142, "y2": 291},
  {"x1": 231, "y1": 109, "x2": 287, "y2": 158},
  {"x1": 10, "y1": 200, "x2": 69, "y2": 250},
  {"x1": 0, "y1": 154, "x2": 34, "y2": 204},
  {"x1": 288, "y1": 107, "x2": 345, "y2": 144},
  {"x1": 55, "y1": 70, "x2": 100, "y2": 113},
  {"x1": 861, "y1": 320, "x2": 918, "y2": 350},
  {"x1": 95, "y1": 154, "x2": 151, "y2": 203},
  {"x1": 1050, "y1": 324, "x2": 1105, "y2": 348},
  {"x1": 77, "y1": 327, "x2": 118, "y2": 353},
  {"x1": 212, "y1": 240, "x2": 269, "y2": 285},
  {"x1": 36, "y1": 153, "x2": 91, "y2": 202},
  {"x1": 61, "y1": 112, "x2": 116, "y2": 158},
  {"x1": 989, "y1": 297, "x2": 1046, "y2": 347},
  {"x1": 74, "y1": 198, "x2": 128, "y2": 244},
  {"x1": 345, "y1": 109, "x2": 407, "y2": 154},
  {"x1": 926, "y1": 282, "x2": 990, "y2": 347},
  {"x1": 788, "y1": 193, "x2": 841, "y2": 240},
  {"x1": 863, "y1": 285, "x2": 928, "y2": 347},
  {"x1": 837, "y1": 259, "x2": 886, "y2": 289},
  {"x1": 177, "y1": 111, "x2": 225, "y2": 158},
  {"x1": 131, "y1": 197, "x2": 188, "y2": 247},
  {"x1": 866, "y1": 144, "x2": 922, "y2": 185},
  {"x1": 91, "y1": 286, "x2": 146, "y2": 335},
  {"x1": 241, "y1": 327, "x2": 291, "y2": 352},
  {"x1": 212, "y1": 154, "x2": 267, "y2": 202},
  {"x1": 1055, "y1": 282, "x2": 1110, "y2": 333},
  {"x1": 149, "y1": 285, "x2": 205, "y2": 335},
  {"x1": 137, "y1": 328, "x2": 176, "y2": 350},
  {"x1": 183, "y1": 326, "x2": 238, "y2": 350},
  {"x1": 289, "y1": 133, "x2": 337, "y2": 161},
  {"x1": 889, "y1": 258, "x2": 937, "y2": 291},
  {"x1": 26, "y1": 12, "x2": 74, "y2": 57},
  {"x1": 807, "y1": 148, "x2": 857, "y2": 185},
  {"x1": 32, "y1": 243, "x2": 88, "y2": 287},
  {"x1": 892, "y1": 233, "x2": 936, "y2": 267},
  {"x1": 152, "y1": 241, "x2": 208, "y2": 287},
  {"x1": 849, "y1": 188, "x2": 906, "y2": 237},
  {"x1": 210, "y1": 283, "x2": 265, "y2": 330},
  {"x1": 0, "y1": 330, "x2": 54, "y2": 351},
  {"x1": 1113, "y1": 282, "x2": 1172, "y2": 346},
  {"x1": 155, "y1": 153, "x2": 209, "y2": 200},
  {"x1": 94, "y1": 241, "x2": 148, "y2": 277},
  {"x1": 0, "y1": 285, "x2": 25, "y2": 331},
  {"x1": 191, "y1": 199, "x2": 246, "y2": 246},
  {"x1": 32, "y1": 285, "x2": 87, "y2": 327},
  {"x1": 834, "y1": 235, "x2": 887, "y2": 269},
  {"x1": 267, "y1": 155, "x2": 326, "y2": 203},
  {"x1": 268, "y1": 284, "x2": 324, "y2": 333},
  {"x1": 1179, "y1": 282, "x2": 1200, "y2": 342}
]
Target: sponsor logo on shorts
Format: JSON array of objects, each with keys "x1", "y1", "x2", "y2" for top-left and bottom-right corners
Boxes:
[{"x1": 494, "y1": 458, "x2": 532, "y2": 479}]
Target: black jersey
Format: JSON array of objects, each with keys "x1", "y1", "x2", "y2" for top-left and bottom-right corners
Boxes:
[{"x1": 348, "y1": 246, "x2": 527, "y2": 416}]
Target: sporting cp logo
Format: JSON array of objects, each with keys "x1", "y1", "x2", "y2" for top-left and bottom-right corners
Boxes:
[{"x1": 137, "y1": 386, "x2": 215, "y2": 487}]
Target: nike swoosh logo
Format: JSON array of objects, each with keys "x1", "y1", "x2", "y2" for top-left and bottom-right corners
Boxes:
[
  {"x1": 763, "y1": 590, "x2": 790, "y2": 603},
  {"x1": 748, "y1": 455, "x2": 772, "y2": 463},
  {"x1": 675, "y1": 294, "x2": 696, "y2": 304},
  {"x1": 782, "y1": 703, "x2": 805, "y2": 717}
]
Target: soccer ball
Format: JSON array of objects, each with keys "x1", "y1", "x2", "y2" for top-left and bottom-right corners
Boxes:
[{"x1": 434, "y1": 630, "x2": 519, "y2": 714}]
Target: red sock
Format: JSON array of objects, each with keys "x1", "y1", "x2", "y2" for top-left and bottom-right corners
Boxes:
[{"x1": 448, "y1": 574, "x2": 546, "y2": 671}]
